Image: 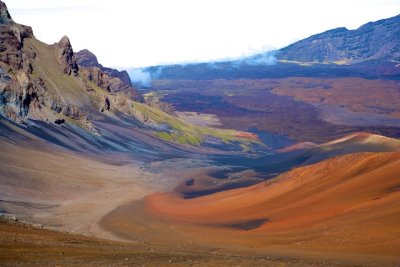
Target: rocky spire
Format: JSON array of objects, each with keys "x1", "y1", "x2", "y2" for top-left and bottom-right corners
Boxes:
[
  {"x1": 0, "y1": 1, "x2": 14, "y2": 24},
  {"x1": 57, "y1": 36, "x2": 79, "y2": 76}
]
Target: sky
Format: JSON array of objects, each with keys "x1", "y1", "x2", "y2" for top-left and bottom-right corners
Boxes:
[{"x1": 7, "y1": 0, "x2": 400, "y2": 68}]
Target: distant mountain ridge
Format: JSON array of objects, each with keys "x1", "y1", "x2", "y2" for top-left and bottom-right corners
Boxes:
[
  {"x1": 277, "y1": 14, "x2": 400, "y2": 63},
  {"x1": 141, "y1": 14, "x2": 400, "y2": 81}
]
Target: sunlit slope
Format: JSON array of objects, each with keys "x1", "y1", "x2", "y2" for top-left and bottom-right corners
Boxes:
[
  {"x1": 146, "y1": 151, "x2": 400, "y2": 257},
  {"x1": 278, "y1": 132, "x2": 400, "y2": 164}
]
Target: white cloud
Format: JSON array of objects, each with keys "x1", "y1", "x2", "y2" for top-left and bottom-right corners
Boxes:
[{"x1": 7, "y1": 0, "x2": 400, "y2": 68}]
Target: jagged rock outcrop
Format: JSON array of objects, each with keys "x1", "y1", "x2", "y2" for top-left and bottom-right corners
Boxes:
[
  {"x1": 81, "y1": 67, "x2": 113, "y2": 92},
  {"x1": 57, "y1": 36, "x2": 79, "y2": 76},
  {"x1": 0, "y1": 0, "x2": 144, "y2": 132},
  {"x1": 75, "y1": 49, "x2": 132, "y2": 86},
  {"x1": 0, "y1": 1, "x2": 94, "y2": 132},
  {"x1": 0, "y1": 1, "x2": 37, "y2": 122},
  {"x1": 0, "y1": 1, "x2": 33, "y2": 71},
  {"x1": 104, "y1": 68, "x2": 132, "y2": 87},
  {"x1": 75, "y1": 49, "x2": 143, "y2": 102},
  {"x1": 0, "y1": 24, "x2": 34, "y2": 70}
]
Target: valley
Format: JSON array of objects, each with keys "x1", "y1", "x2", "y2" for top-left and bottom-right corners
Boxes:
[
  {"x1": 0, "y1": 1, "x2": 399, "y2": 266},
  {"x1": 146, "y1": 77, "x2": 400, "y2": 144}
]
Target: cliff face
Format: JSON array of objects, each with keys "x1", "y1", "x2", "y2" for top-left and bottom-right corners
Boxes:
[
  {"x1": 0, "y1": 2, "x2": 41, "y2": 123},
  {"x1": 0, "y1": 1, "x2": 142, "y2": 131},
  {"x1": 277, "y1": 14, "x2": 400, "y2": 63}
]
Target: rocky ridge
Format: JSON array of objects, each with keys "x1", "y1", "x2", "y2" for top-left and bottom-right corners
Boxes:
[
  {"x1": 0, "y1": 2, "x2": 40, "y2": 122},
  {"x1": 57, "y1": 36, "x2": 79, "y2": 76},
  {"x1": 75, "y1": 49, "x2": 142, "y2": 101},
  {"x1": 0, "y1": 1, "x2": 143, "y2": 133},
  {"x1": 75, "y1": 49, "x2": 131, "y2": 85},
  {"x1": 277, "y1": 14, "x2": 400, "y2": 63}
]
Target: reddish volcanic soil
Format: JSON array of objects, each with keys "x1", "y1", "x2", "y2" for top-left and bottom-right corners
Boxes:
[
  {"x1": 2, "y1": 120, "x2": 399, "y2": 266},
  {"x1": 278, "y1": 132, "x2": 400, "y2": 154},
  {"x1": 234, "y1": 131, "x2": 260, "y2": 141},
  {"x1": 2, "y1": 217, "x2": 295, "y2": 267},
  {"x1": 101, "y1": 152, "x2": 400, "y2": 266}
]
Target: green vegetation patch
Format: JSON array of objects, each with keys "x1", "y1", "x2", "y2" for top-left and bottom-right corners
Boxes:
[{"x1": 132, "y1": 102, "x2": 257, "y2": 146}]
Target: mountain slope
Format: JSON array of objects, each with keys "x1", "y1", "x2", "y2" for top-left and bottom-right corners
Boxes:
[
  {"x1": 142, "y1": 14, "x2": 400, "y2": 81},
  {"x1": 277, "y1": 132, "x2": 400, "y2": 165},
  {"x1": 168, "y1": 133, "x2": 400, "y2": 198},
  {"x1": 0, "y1": 1, "x2": 258, "y2": 153},
  {"x1": 0, "y1": 0, "x2": 262, "y2": 246}
]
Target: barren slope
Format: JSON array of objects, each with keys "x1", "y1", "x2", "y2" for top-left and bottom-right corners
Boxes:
[{"x1": 99, "y1": 151, "x2": 400, "y2": 266}]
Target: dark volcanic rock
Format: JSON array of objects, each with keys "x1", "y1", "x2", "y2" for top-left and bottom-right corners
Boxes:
[
  {"x1": 57, "y1": 36, "x2": 79, "y2": 76},
  {"x1": 75, "y1": 49, "x2": 102, "y2": 68},
  {"x1": 62, "y1": 104, "x2": 84, "y2": 120},
  {"x1": 277, "y1": 14, "x2": 400, "y2": 63}
]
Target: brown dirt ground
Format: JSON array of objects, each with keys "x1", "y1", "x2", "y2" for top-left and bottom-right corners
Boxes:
[{"x1": 0, "y1": 217, "x2": 338, "y2": 267}]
